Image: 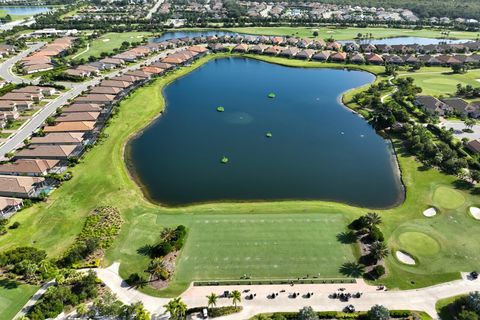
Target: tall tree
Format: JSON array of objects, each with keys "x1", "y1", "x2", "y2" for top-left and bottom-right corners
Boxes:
[
  {"x1": 231, "y1": 290, "x2": 241, "y2": 307},
  {"x1": 207, "y1": 292, "x2": 218, "y2": 308}
]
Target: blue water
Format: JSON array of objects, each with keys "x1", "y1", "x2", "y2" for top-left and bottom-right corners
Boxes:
[
  {"x1": 128, "y1": 57, "x2": 403, "y2": 207},
  {"x1": 152, "y1": 30, "x2": 472, "y2": 45},
  {"x1": 0, "y1": 6, "x2": 50, "y2": 15}
]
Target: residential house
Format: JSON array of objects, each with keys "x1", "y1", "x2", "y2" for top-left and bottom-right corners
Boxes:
[
  {"x1": 55, "y1": 112, "x2": 100, "y2": 123},
  {"x1": 14, "y1": 145, "x2": 80, "y2": 160},
  {"x1": 0, "y1": 175, "x2": 46, "y2": 198},
  {"x1": 0, "y1": 197, "x2": 23, "y2": 218},
  {"x1": 30, "y1": 132, "x2": 85, "y2": 145},
  {"x1": 414, "y1": 95, "x2": 451, "y2": 116},
  {"x1": 43, "y1": 121, "x2": 96, "y2": 133},
  {"x1": 0, "y1": 159, "x2": 61, "y2": 176},
  {"x1": 466, "y1": 139, "x2": 480, "y2": 153}
]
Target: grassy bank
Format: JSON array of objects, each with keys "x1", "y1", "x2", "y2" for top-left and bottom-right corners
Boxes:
[
  {"x1": 0, "y1": 55, "x2": 479, "y2": 304},
  {"x1": 225, "y1": 26, "x2": 480, "y2": 41}
]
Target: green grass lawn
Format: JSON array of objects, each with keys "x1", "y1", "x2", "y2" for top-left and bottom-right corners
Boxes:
[
  {"x1": 1, "y1": 54, "x2": 480, "y2": 306},
  {"x1": 0, "y1": 280, "x2": 38, "y2": 320},
  {"x1": 0, "y1": 132, "x2": 10, "y2": 139},
  {"x1": 398, "y1": 67, "x2": 480, "y2": 97},
  {"x1": 224, "y1": 26, "x2": 480, "y2": 41},
  {"x1": 71, "y1": 32, "x2": 152, "y2": 61}
]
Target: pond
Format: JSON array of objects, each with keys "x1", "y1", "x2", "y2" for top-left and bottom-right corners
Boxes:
[
  {"x1": 127, "y1": 57, "x2": 404, "y2": 207},
  {"x1": 0, "y1": 6, "x2": 50, "y2": 15},
  {"x1": 152, "y1": 30, "x2": 472, "y2": 45}
]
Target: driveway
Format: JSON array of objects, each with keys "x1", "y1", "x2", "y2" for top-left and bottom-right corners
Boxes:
[{"x1": 439, "y1": 119, "x2": 480, "y2": 140}]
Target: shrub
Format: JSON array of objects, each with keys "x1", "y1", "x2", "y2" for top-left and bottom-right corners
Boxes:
[
  {"x1": 9, "y1": 221, "x2": 20, "y2": 229},
  {"x1": 298, "y1": 306, "x2": 318, "y2": 320},
  {"x1": 368, "y1": 265, "x2": 386, "y2": 279},
  {"x1": 208, "y1": 306, "x2": 242, "y2": 318},
  {"x1": 466, "y1": 291, "x2": 480, "y2": 315},
  {"x1": 0, "y1": 246, "x2": 47, "y2": 266},
  {"x1": 367, "y1": 305, "x2": 390, "y2": 320}
]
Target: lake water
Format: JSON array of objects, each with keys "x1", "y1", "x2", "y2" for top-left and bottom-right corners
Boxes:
[
  {"x1": 153, "y1": 30, "x2": 472, "y2": 45},
  {"x1": 0, "y1": 6, "x2": 50, "y2": 15},
  {"x1": 127, "y1": 57, "x2": 403, "y2": 207}
]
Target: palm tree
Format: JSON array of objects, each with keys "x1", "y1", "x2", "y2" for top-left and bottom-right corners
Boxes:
[
  {"x1": 149, "y1": 258, "x2": 167, "y2": 280},
  {"x1": 164, "y1": 299, "x2": 178, "y2": 318},
  {"x1": 207, "y1": 292, "x2": 218, "y2": 308},
  {"x1": 175, "y1": 297, "x2": 187, "y2": 320},
  {"x1": 369, "y1": 241, "x2": 389, "y2": 261},
  {"x1": 365, "y1": 212, "x2": 382, "y2": 228},
  {"x1": 231, "y1": 290, "x2": 241, "y2": 307},
  {"x1": 160, "y1": 227, "x2": 176, "y2": 242}
]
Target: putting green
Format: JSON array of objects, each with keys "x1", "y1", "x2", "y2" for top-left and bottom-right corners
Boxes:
[
  {"x1": 433, "y1": 186, "x2": 465, "y2": 209},
  {"x1": 398, "y1": 232, "x2": 440, "y2": 257}
]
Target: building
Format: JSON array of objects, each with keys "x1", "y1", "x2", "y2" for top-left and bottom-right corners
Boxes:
[
  {"x1": 14, "y1": 145, "x2": 80, "y2": 160},
  {"x1": 0, "y1": 159, "x2": 61, "y2": 176},
  {"x1": 0, "y1": 197, "x2": 23, "y2": 218},
  {"x1": 0, "y1": 175, "x2": 46, "y2": 198},
  {"x1": 414, "y1": 95, "x2": 451, "y2": 116},
  {"x1": 43, "y1": 121, "x2": 96, "y2": 133},
  {"x1": 30, "y1": 132, "x2": 85, "y2": 145},
  {"x1": 466, "y1": 139, "x2": 480, "y2": 153}
]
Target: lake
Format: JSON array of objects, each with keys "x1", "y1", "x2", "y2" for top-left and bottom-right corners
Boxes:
[
  {"x1": 152, "y1": 30, "x2": 472, "y2": 45},
  {"x1": 0, "y1": 6, "x2": 50, "y2": 15},
  {"x1": 127, "y1": 57, "x2": 404, "y2": 207}
]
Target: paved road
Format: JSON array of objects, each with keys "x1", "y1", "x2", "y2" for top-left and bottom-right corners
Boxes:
[
  {"x1": 95, "y1": 263, "x2": 480, "y2": 320},
  {"x1": 146, "y1": 0, "x2": 165, "y2": 19},
  {"x1": 13, "y1": 280, "x2": 55, "y2": 320},
  {"x1": 0, "y1": 42, "x2": 45, "y2": 83},
  {"x1": 0, "y1": 47, "x2": 181, "y2": 160},
  {"x1": 0, "y1": 18, "x2": 35, "y2": 32}
]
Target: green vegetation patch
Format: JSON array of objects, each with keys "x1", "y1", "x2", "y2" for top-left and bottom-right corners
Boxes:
[
  {"x1": 433, "y1": 186, "x2": 466, "y2": 209},
  {"x1": 0, "y1": 281, "x2": 38, "y2": 320},
  {"x1": 216, "y1": 106, "x2": 225, "y2": 112},
  {"x1": 398, "y1": 232, "x2": 440, "y2": 257}
]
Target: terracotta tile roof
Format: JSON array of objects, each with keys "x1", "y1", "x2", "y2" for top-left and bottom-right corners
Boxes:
[
  {"x1": 44, "y1": 121, "x2": 96, "y2": 133},
  {"x1": 0, "y1": 159, "x2": 60, "y2": 174},
  {"x1": 15, "y1": 145, "x2": 78, "y2": 158},
  {"x1": 0, "y1": 175, "x2": 44, "y2": 194},
  {"x1": 31, "y1": 132, "x2": 85, "y2": 144}
]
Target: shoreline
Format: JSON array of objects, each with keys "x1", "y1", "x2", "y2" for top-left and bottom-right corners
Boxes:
[{"x1": 123, "y1": 54, "x2": 406, "y2": 211}]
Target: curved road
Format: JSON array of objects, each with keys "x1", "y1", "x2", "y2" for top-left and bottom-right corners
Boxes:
[{"x1": 0, "y1": 42, "x2": 45, "y2": 84}]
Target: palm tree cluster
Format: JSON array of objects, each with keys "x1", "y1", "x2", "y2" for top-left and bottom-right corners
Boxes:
[
  {"x1": 164, "y1": 297, "x2": 187, "y2": 320},
  {"x1": 347, "y1": 212, "x2": 389, "y2": 279}
]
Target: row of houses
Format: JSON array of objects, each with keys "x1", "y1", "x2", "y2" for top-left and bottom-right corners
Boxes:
[
  {"x1": 0, "y1": 86, "x2": 57, "y2": 130},
  {"x1": 20, "y1": 37, "x2": 76, "y2": 74},
  {"x1": 414, "y1": 96, "x2": 480, "y2": 118},
  {"x1": 0, "y1": 45, "x2": 210, "y2": 217},
  {"x1": 206, "y1": 42, "x2": 480, "y2": 67},
  {"x1": 155, "y1": 34, "x2": 480, "y2": 55},
  {"x1": 64, "y1": 43, "x2": 164, "y2": 78}
]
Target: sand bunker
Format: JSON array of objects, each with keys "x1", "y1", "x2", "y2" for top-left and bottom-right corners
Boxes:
[
  {"x1": 102, "y1": 39, "x2": 110, "y2": 42},
  {"x1": 470, "y1": 207, "x2": 480, "y2": 220},
  {"x1": 423, "y1": 207, "x2": 437, "y2": 217},
  {"x1": 396, "y1": 251, "x2": 416, "y2": 265}
]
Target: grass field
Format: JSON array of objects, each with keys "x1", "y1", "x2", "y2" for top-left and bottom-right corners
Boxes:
[
  {"x1": 225, "y1": 26, "x2": 480, "y2": 41},
  {"x1": 0, "y1": 281, "x2": 38, "y2": 320},
  {"x1": 72, "y1": 32, "x2": 152, "y2": 61},
  {"x1": 0, "y1": 54, "x2": 479, "y2": 307},
  {"x1": 398, "y1": 67, "x2": 480, "y2": 97}
]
